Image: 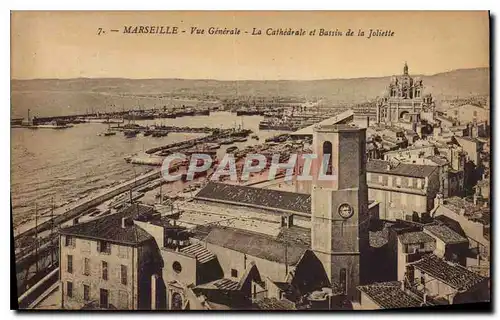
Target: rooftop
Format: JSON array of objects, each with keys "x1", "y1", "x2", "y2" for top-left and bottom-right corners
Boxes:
[
  {"x1": 367, "y1": 159, "x2": 438, "y2": 178},
  {"x1": 357, "y1": 281, "x2": 426, "y2": 309},
  {"x1": 276, "y1": 225, "x2": 311, "y2": 247},
  {"x1": 195, "y1": 182, "x2": 311, "y2": 215},
  {"x1": 410, "y1": 254, "x2": 487, "y2": 291},
  {"x1": 195, "y1": 278, "x2": 240, "y2": 291},
  {"x1": 423, "y1": 224, "x2": 468, "y2": 244},
  {"x1": 196, "y1": 225, "x2": 308, "y2": 266},
  {"x1": 440, "y1": 197, "x2": 490, "y2": 225},
  {"x1": 426, "y1": 155, "x2": 449, "y2": 166},
  {"x1": 180, "y1": 242, "x2": 216, "y2": 264},
  {"x1": 253, "y1": 298, "x2": 297, "y2": 310},
  {"x1": 398, "y1": 231, "x2": 435, "y2": 245},
  {"x1": 59, "y1": 204, "x2": 154, "y2": 246},
  {"x1": 290, "y1": 109, "x2": 355, "y2": 136}
]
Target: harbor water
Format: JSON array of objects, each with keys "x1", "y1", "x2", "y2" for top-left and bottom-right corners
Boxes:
[{"x1": 10, "y1": 112, "x2": 283, "y2": 229}]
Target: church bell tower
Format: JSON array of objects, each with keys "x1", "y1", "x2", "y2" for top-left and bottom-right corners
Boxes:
[{"x1": 310, "y1": 123, "x2": 370, "y2": 302}]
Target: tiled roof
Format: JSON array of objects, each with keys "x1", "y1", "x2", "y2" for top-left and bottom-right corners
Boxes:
[
  {"x1": 195, "y1": 278, "x2": 240, "y2": 291},
  {"x1": 370, "y1": 227, "x2": 390, "y2": 248},
  {"x1": 426, "y1": 155, "x2": 449, "y2": 166},
  {"x1": 180, "y1": 243, "x2": 216, "y2": 264},
  {"x1": 357, "y1": 281, "x2": 426, "y2": 309},
  {"x1": 424, "y1": 224, "x2": 468, "y2": 244},
  {"x1": 253, "y1": 298, "x2": 297, "y2": 310},
  {"x1": 59, "y1": 204, "x2": 154, "y2": 246},
  {"x1": 398, "y1": 231, "x2": 436, "y2": 245},
  {"x1": 440, "y1": 197, "x2": 490, "y2": 225},
  {"x1": 195, "y1": 182, "x2": 311, "y2": 214},
  {"x1": 201, "y1": 225, "x2": 308, "y2": 266},
  {"x1": 410, "y1": 254, "x2": 487, "y2": 291},
  {"x1": 277, "y1": 225, "x2": 311, "y2": 247},
  {"x1": 366, "y1": 159, "x2": 437, "y2": 178}
]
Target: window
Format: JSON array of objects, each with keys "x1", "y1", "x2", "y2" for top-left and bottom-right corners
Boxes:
[
  {"x1": 98, "y1": 241, "x2": 111, "y2": 254},
  {"x1": 171, "y1": 292, "x2": 183, "y2": 310},
  {"x1": 121, "y1": 265, "x2": 128, "y2": 285},
  {"x1": 102, "y1": 261, "x2": 108, "y2": 280},
  {"x1": 100, "y1": 289, "x2": 109, "y2": 309},
  {"x1": 322, "y1": 141, "x2": 333, "y2": 175},
  {"x1": 67, "y1": 255, "x2": 73, "y2": 274},
  {"x1": 173, "y1": 261, "x2": 182, "y2": 274},
  {"x1": 67, "y1": 281, "x2": 73, "y2": 298},
  {"x1": 339, "y1": 269, "x2": 347, "y2": 294},
  {"x1": 231, "y1": 269, "x2": 238, "y2": 278},
  {"x1": 83, "y1": 258, "x2": 90, "y2": 276},
  {"x1": 473, "y1": 111, "x2": 478, "y2": 117},
  {"x1": 83, "y1": 284, "x2": 90, "y2": 301},
  {"x1": 65, "y1": 236, "x2": 75, "y2": 247}
]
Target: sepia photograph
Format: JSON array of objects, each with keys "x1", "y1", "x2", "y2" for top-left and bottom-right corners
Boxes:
[{"x1": 10, "y1": 10, "x2": 491, "y2": 311}]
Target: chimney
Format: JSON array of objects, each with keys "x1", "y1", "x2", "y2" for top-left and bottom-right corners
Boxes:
[
  {"x1": 281, "y1": 214, "x2": 294, "y2": 228},
  {"x1": 473, "y1": 193, "x2": 479, "y2": 205},
  {"x1": 73, "y1": 217, "x2": 79, "y2": 225},
  {"x1": 422, "y1": 292, "x2": 428, "y2": 306},
  {"x1": 434, "y1": 193, "x2": 444, "y2": 208}
]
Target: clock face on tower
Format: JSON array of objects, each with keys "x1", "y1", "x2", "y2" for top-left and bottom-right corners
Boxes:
[{"x1": 338, "y1": 203, "x2": 354, "y2": 219}]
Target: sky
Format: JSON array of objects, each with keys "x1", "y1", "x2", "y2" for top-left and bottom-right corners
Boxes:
[{"x1": 10, "y1": 11, "x2": 490, "y2": 80}]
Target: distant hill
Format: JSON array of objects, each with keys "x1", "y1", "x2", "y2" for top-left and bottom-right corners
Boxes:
[{"x1": 11, "y1": 67, "x2": 489, "y2": 118}]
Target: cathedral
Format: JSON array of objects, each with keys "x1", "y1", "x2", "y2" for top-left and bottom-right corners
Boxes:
[{"x1": 376, "y1": 62, "x2": 435, "y2": 127}]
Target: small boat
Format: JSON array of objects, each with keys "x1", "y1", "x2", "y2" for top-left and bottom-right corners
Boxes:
[
  {"x1": 234, "y1": 137, "x2": 248, "y2": 142},
  {"x1": 144, "y1": 130, "x2": 153, "y2": 137},
  {"x1": 251, "y1": 135, "x2": 259, "y2": 140},
  {"x1": 103, "y1": 130, "x2": 116, "y2": 136},
  {"x1": 152, "y1": 131, "x2": 168, "y2": 137},
  {"x1": 205, "y1": 143, "x2": 221, "y2": 150},
  {"x1": 124, "y1": 130, "x2": 138, "y2": 138},
  {"x1": 226, "y1": 146, "x2": 238, "y2": 153},
  {"x1": 220, "y1": 138, "x2": 234, "y2": 145}
]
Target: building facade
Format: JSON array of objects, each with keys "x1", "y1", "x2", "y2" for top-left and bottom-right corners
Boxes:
[
  {"x1": 366, "y1": 159, "x2": 440, "y2": 221},
  {"x1": 59, "y1": 205, "x2": 162, "y2": 310},
  {"x1": 376, "y1": 63, "x2": 435, "y2": 127}
]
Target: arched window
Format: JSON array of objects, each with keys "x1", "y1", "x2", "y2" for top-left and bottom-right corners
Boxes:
[
  {"x1": 322, "y1": 141, "x2": 333, "y2": 175},
  {"x1": 171, "y1": 292, "x2": 183, "y2": 310},
  {"x1": 381, "y1": 107, "x2": 387, "y2": 120}
]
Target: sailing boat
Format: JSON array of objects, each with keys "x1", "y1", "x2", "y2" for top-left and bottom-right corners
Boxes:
[{"x1": 100, "y1": 118, "x2": 116, "y2": 136}]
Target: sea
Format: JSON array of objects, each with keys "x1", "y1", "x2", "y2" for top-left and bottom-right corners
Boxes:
[{"x1": 11, "y1": 112, "x2": 282, "y2": 228}]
